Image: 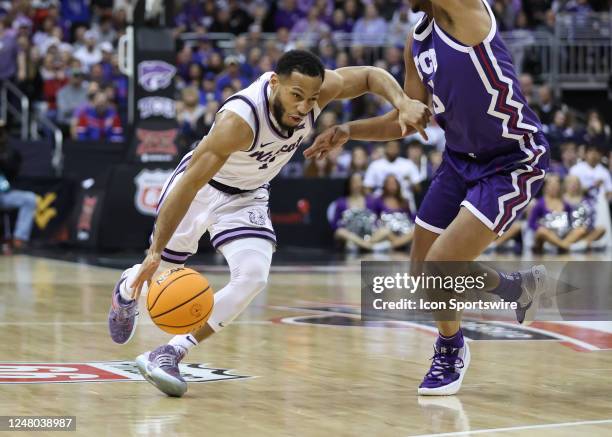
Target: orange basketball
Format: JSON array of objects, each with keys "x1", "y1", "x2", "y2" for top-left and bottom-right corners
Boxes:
[{"x1": 147, "y1": 267, "x2": 214, "y2": 334}]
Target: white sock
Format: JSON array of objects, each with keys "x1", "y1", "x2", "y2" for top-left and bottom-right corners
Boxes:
[
  {"x1": 169, "y1": 334, "x2": 199, "y2": 357},
  {"x1": 119, "y1": 264, "x2": 142, "y2": 302}
]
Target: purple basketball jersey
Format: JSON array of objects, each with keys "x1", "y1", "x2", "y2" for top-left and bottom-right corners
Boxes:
[{"x1": 411, "y1": 0, "x2": 544, "y2": 158}]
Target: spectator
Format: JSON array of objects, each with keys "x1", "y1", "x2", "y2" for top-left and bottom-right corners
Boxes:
[
  {"x1": 274, "y1": 0, "x2": 302, "y2": 31},
  {"x1": 388, "y1": 4, "x2": 421, "y2": 46},
  {"x1": 582, "y1": 110, "x2": 611, "y2": 150},
  {"x1": 60, "y1": 0, "x2": 90, "y2": 29},
  {"x1": 15, "y1": 35, "x2": 41, "y2": 102},
  {"x1": 0, "y1": 19, "x2": 17, "y2": 81},
  {"x1": 41, "y1": 55, "x2": 68, "y2": 117},
  {"x1": 343, "y1": 0, "x2": 361, "y2": 31},
  {"x1": 371, "y1": 174, "x2": 415, "y2": 251},
  {"x1": 91, "y1": 15, "x2": 116, "y2": 45},
  {"x1": 406, "y1": 141, "x2": 428, "y2": 183},
  {"x1": 200, "y1": 72, "x2": 217, "y2": 104},
  {"x1": 216, "y1": 56, "x2": 249, "y2": 97},
  {"x1": 549, "y1": 141, "x2": 578, "y2": 177},
  {"x1": 329, "y1": 172, "x2": 379, "y2": 251},
  {"x1": 534, "y1": 84, "x2": 559, "y2": 125},
  {"x1": 519, "y1": 73, "x2": 536, "y2": 106},
  {"x1": 349, "y1": 146, "x2": 369, "y2": 176},
  {"x1": 528, "y1": 174, "x2": 579, "y2": 253},
  {"x1": 569, "y1": 144, "x2": 612, "y2": 200},
  {"x1": 75, "y1": 91, "x2": 124, "y2": 142},
  {"x1": 226, "y1": 0, "x2": 254, "y2": 35},
  {"x1": 384, "y1": 46, "x2": 404, "y2": 85},
  {"x1": 363, "y1": 140, "x2": 421, "y2": 198},
  {"x1": 32, "y1": 15, "x2": 56, "y2": 53},
  {"x1": 352, "y1": 4, "x2": 388, "y2": 46},
  {"x1": 563, "y1": 174, "x2": 606, "y2": 250},
  {"x1": 74, "y1": 30, "x2": 102, "y2": 72},
  {"x1": 195, "y1": 100, "x2": 219, "y2": 137},
  {"x1": 0, "y1": 122, "x2": 37, "y2": 252},
  {"x1": 176, "y1": 86, "x2": 205, "y2": 146},
  {"x1": 98, "y1": 42, "x2": 114, "y2": 82},
  {"x1": 56, "y1": 67, "x2": 88, "y2": 127},
  {"x1": 544, "y1": 109, "x2": 576, "y2": 149},
  {"x1": 175, "y1": 0, "x2": 205, "y2": 32},
  {"x1": 291, "y1": 8, "x2": 330, "y2": 46}
]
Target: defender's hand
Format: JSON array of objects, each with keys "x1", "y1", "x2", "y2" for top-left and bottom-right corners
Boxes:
[
  {"x1": 303, "y1": 124, "x2": 350, "y2": 160},
  {"x1": 397, "y1": 98, "x2": 431, "y2": 140},
  {"x1": 130, "y1": 251, "x2": 161, "y2": 300}
]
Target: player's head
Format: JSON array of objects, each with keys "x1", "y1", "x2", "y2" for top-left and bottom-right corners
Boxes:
[
  {"x1": 408, "y1": 0, "x2": 432, "y2": 13},
  {"x1": 270, "y1": 50, "x2": 325, "y2": 131}
]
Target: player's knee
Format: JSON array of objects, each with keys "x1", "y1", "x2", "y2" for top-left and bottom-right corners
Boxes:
[{"x1": 230, "y1": 257, "x2": 269, "y2": 296}]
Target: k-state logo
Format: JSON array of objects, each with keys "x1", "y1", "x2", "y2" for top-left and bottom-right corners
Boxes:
[
  {"x1": 138, "y1": 97, "x2": 176, "y2": 119},
  {"x1": 138, "y1": 61, "x2": 176, "y2": 92},
  {"x1": 248, "y1": 209, "x2": 266, "y2": 226},
  {"x1": 134, "y1": 169, "x2": 174, "y2": 216}
]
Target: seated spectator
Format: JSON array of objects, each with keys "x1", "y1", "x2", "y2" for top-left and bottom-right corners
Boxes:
[
  {"x1": 348, "y1": 146, "x2": 369, "y2": 176},
  {"x1": 290, "y1": 7, "x2": 330, "y2": 46},
  {"x1": 329, "y1": 172, "x2": 379, "y2": 252},
  {"x1": 41, "y1": 55, "x2": 68, "y2": 118},
  {"x1": 369, "y1": 174, "x2": 415, "y2": 251},
  {"x1": 406, "y1": 141, "x2": 428, "y2": 184},
  {"x1": 550, "y1": 141, "x2": 578, "y2": 177},
  {"x1": 216, "y1": 56, "x2": 249, "y2": 96},
  {"x1": 195, "y1": 100, "x2": 219, "y2": 137},
  {"x1": 364, "y1": 140, "x2": 421, "y2": 198},
  {"x1": 0, "y1": 123, "x2": 37, "y2": 252},
  {"x1": 0, "y1": 19, "x2": 18, "y2": 81},
  {"x1": 388, "y1": 5, "x2": 422, "y2": 46},
  {"x1": 352, "y1": 4, "x2": 387, "y2": 46},
  {"x1": 176, "y1": 86, "x2": 206, "y2": 147},
  {"x1": 199, "y1": 72, "x2": 217, "y2": 105},
  {"x1": 569, "y1": 144, "x2": 612, "y2": 200},
  {"x1": 343, "y1": 0, "x2": 361, "y2": 31},
  {"x1": 544, "y1": 109, "x2": 577, "y2": 149},
  {"x1": 91, "y1": 15, "x2": 116, "y2": 45},
  {"x1": 534, "y1": 84, "x2": 560, "y2": 126},
  {"x1": 528, "y1": 174, "x2": 583, "y2": 253},
  {"x1": 75, "y1": 91, "x2": 124, "y2": 142},
  {"x1": 563, "y1": 174, "x2": 606, "y2": 250},
  {"x1": 582, "y1": 110, "x2": 611, "y2": 150},
  {"x1": 274, "y1": 0, "x2": 303, "y2": 31},
  {"x1": 74, "y1": 30, "x2": 102, "y2": 72},
  {"x1": 56, "y1": 67, "x2": 88, "y2": 127},
  {"x1": 98, "y1": 42, "x2": 114, "y2": 82}
]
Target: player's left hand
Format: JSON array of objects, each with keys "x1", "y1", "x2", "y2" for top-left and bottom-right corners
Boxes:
[
  {"x1": 303, "y1": 124, "x2": 350, "y2": 160},
  {"x1": 396, "y1": 97, "x2": 431, "y2": 140}
]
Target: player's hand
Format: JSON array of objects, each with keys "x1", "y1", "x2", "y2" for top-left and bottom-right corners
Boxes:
[
  {"x1": 130, "y1": 250, "x2": 161, "y2": 300},
  {"x1": 303, "y1": 124, "x2": 350, "y2": 160},
  {"x1": 396, "y1": 97, "x2": 431, "y2": 140}
]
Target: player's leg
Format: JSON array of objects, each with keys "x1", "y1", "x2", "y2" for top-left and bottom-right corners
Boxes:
[{"x1": 108, "y1": 153, "x2": 202, "y2": 345}]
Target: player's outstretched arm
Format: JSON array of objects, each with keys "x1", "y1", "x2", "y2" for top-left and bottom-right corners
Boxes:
[
  {"x1": 129, "y1": 111, "x2": 253, "y2": 298},
  {"x1": 305, "y1": 37, "x2": 430, "y2": 160},
  {"x1": 317, "y1": 66, "x2": 429, "y2": 138}
]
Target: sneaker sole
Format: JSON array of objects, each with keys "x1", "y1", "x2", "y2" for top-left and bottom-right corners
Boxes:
[
  {"x1": 417, "y1": 342, "x2": 471, "y2": 396},
  {"x1": 522, "y1": 265, "x2": 548, "y2": 326},
  {"x1": 135, "y1": 353, "x2": 187, "y2": 398}
]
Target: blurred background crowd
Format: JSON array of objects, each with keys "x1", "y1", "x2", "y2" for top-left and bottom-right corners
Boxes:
[{"x1": 0, "y1": 0, "x2": 611, "y2": 253}]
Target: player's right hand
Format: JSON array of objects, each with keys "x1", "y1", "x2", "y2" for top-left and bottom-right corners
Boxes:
[
  {"x1": 396, "y1": 97, "x2": 431, "y2": 141},
  {"x1": 304, "y1": 124, "x2": 350, "y2": 160},
  {"x1": 129, "y1": 250, "x2": 161, "y2": 300}
]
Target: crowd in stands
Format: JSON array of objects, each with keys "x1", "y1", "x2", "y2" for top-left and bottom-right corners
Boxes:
[{"x1": 0, "y1": 0, "x2": 611, "y2": 252}]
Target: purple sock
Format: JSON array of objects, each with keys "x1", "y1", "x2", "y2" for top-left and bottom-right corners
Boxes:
[
  {"x1": 490, "y1": 271, "x2": 523, "y2": 302},
  {"x1": 437, "y1": 329, "x2": 464, "y2": 349}
]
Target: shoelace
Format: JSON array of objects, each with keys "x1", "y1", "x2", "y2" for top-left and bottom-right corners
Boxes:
[
  {"x1": 113, "y1": 305, "x2": 138, "y2": 323},
  {"x1": 155, "y1": 353, "x2": 176, "y2": 368},
  {"x1": 425, "y1": 347, "x2": 464, "y2": 380}
]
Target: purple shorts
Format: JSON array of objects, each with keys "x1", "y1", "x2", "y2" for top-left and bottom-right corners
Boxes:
[{"x1": 416, "y1": 135, "x2": 549, "y2": 236}]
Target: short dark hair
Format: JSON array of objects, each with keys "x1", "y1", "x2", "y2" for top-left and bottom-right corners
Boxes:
[{"x1": 275, "y1": 50, "x2": 325, "y2": 81}]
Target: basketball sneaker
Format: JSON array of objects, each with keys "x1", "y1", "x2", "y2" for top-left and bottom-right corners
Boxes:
[
  {"x1": 515, "y1": 265, "x2": 548, "y2": 325},
  {"x1": 418, "y1": 341, "x2": 471, "y2": 396},
  {"x1": 108, "y1": 272, "x2": 139, "y2": 344},
  {"x1": 136, "y1": 345, "x2": 187, "y2": 397}
]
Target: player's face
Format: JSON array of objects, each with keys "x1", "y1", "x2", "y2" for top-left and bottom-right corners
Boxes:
[{"x1": 270, "y1": 72, "x2": 323, "y2": 131}]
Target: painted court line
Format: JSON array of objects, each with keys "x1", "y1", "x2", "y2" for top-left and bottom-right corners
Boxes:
[{"x1": 408, "y1": 418, "x2": 612, "y2": 437}]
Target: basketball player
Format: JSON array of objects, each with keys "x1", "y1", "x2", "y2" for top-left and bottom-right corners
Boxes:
[
  {"x1": 108, "y1": 50, "x2": 431, "y2": 397},
  {"x1": 306, "y1": 0, "x2": 550, "y2": 395}
]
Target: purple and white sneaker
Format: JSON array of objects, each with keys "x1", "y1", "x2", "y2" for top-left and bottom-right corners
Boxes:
[
  {"x1": 136, "y1": 345, "x2": 187, "y2": 397},
  {"x1": 515, "y1": 265, "x2": 548, "y2": 325},
  {"x1": 418, "y1": 342, "x2": 471, "y2": 396},
  {"x1": 108, "y1": 274, "x2": 139, "y2": 344}
]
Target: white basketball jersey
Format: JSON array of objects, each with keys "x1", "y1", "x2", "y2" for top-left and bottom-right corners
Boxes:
[{"x1": 212, "y1": 72, "x2": 321, "y2": 190}]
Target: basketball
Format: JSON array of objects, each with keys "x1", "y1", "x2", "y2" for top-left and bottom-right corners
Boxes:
[{"x1": 147, "y1": 267, "x2": 214, "y2": 335}]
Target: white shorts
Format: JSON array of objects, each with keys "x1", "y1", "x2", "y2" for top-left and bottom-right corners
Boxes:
[{"x1": 154, "y1": 154, "x2": 275, "y2": 265}]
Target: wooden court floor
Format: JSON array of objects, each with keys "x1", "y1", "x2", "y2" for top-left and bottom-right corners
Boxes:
[{"x1": 0, "y1": 255, "x2": 611, "y2": 437}]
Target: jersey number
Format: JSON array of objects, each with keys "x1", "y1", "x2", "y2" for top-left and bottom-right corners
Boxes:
[{"x1": 428, "y1": 80, "x2": 446, "y2": 115}]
